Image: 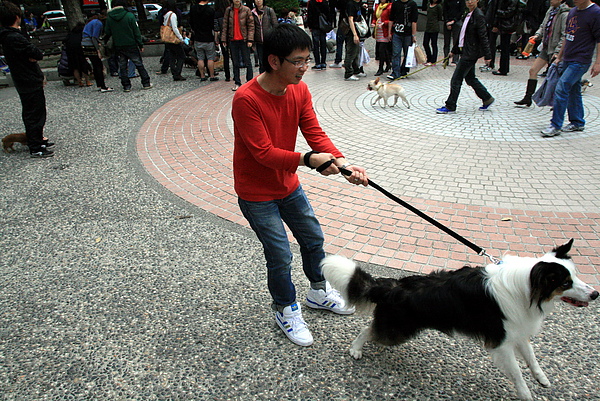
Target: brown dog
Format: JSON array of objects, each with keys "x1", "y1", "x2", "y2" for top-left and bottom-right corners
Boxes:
[{"x1": 2, "y1": 133, "x2": 27, "y2": 152}]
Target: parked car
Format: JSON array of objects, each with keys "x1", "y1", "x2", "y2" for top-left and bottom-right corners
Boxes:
[
  {"x1": 144, "y1": 3, "x2": 162, "y2": 21},
  {"x1": 128, "y1": 6, "x2": 151, "y2": 21},
  {"x1": 42, "y1": 10, "x2": 67, "y2": 22}
]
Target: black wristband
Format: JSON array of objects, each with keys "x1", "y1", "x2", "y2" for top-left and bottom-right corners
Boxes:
[{"x1": 304, "y1": 150, "x2": 319, "y2": 169}]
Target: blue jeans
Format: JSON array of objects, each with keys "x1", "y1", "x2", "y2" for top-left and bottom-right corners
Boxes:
[
  {"x1": 550, "y1": 61, "x2": 590, "y2": 129},
  {"x1": 238, "y1": 185, "x2": 326, "y2": 308},
  {"x1": 117, "y1": 46, "x2": 151, "y2": 89},
  {"x1": 392, "y1": 34, "x2": 412, "y2": 78}
]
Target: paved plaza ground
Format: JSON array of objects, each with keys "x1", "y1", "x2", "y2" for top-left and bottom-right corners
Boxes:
[{"x1": 1, "y1": 43, "x2": 599, "y2": 400}]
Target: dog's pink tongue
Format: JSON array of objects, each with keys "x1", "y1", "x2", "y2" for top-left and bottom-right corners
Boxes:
[{"x1": 561, "y1": 297, "x2": 589, "y2": 307}]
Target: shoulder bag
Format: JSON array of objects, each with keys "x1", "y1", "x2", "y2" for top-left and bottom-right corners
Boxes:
[
  {"x1": 319, "y1": 14, "x2": 333, "y2": 32},
  {"x1": 160, "y1": 12, "x2": 182, "y2": 44},
  {"x1": 354, "y1": 15, "x2": 371, "y2": 39}
]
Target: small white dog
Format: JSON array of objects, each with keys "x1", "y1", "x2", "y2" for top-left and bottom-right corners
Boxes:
[{"x1": 367, "y1": 77, "x2": 410, "y2": 109}]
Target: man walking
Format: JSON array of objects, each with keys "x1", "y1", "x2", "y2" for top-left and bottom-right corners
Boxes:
[
  {"x1": 541, "y1": 0, "x2": 600, "y2": 137},
  {"x1": 105, "y1": 0, "x2": 152, "y2": 92},
  {"x1": 436, "y1": 0, "x2": 494, "y2": 114}
]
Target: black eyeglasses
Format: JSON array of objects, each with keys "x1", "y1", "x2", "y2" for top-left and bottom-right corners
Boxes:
[{"x1": 283, "y1": 57, "x2": 311, "y2": 69}]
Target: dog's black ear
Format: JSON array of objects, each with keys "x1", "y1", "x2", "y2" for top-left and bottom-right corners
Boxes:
[
  {"x1": 530, "y1": 261, "x2": 571, "y2": 310},
  {"x1": 552, "y1": 239, "x2": 574, "y2": 260}
]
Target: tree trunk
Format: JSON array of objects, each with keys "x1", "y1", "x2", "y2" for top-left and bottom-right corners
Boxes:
[{"x1": 62, "y1": 0, "x2": 86, "y2": 30}]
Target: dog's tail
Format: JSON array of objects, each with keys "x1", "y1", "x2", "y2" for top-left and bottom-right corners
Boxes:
[{"x1": 322, "y1": 255, "x2": 395, "y2": 312}]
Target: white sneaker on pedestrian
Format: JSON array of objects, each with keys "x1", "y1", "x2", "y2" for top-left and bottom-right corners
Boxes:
[
  {"x1": 541, "y1": 125, "x2": 562, "y2": 137},
  {"x1": 357, "y1": 72, "x2": 367, "y2": 77},
  {"x1": 329, "y1": 62, "x2": 343, "y2": 68},
  {"x1": 306, "y1": 283, "x2": 355, "y2": 315},
  {"x1": 275, "y1": 303, "x2": 313, "y2": 346},
  {"x1": 562, "y1": 123, "x2": 585, "y2": 132},
  {"x1": 345, "y1": 75, "x2": 360, "y2": 81}
]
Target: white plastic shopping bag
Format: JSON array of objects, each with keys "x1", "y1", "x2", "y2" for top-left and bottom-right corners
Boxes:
[
  {"x1": 405, "y1": 44, "x2": 417, "y2": 68},
  {"x1": 359, "y1": 42, "x2": 371, "y2": 65}
]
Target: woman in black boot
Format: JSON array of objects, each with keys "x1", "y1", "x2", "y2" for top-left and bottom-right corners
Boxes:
[
  {"x1": 514, "y1": 0, "x2": 570, "y2": 107},
  {"x1": 373, "y1": 0, "x2": 392, "y2": 76}
]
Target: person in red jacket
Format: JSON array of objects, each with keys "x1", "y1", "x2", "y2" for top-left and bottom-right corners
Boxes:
[{"x1": 232, "y1": 23, "x2": 368, "y2": 347}]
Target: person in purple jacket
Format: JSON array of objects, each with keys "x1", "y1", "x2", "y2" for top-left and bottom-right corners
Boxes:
[{"x1": 541, "y1": 0, "x2": 600, "y2": 137}]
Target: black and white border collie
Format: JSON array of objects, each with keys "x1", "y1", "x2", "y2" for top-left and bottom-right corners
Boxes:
[{"x1": 322, "y1": 239, "x2": 598, "y2": 401}]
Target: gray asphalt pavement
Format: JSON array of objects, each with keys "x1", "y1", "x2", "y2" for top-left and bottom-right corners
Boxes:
[{"x1": 1, "y1": 56, "x2": 599, "y2": 401}]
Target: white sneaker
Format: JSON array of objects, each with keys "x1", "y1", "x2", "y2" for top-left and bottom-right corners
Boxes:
[
  {"x1": 540, "y1": 125, "x2": 562, "y2": 137},
  {"x1": 329, "y1": 62, "x2": 343, "y2": 68},
  {"x1": 275, "y1": 303, "x2": 313, "y2": 346},
  {"x1": 562, "y1": 123, "x2": 585, "y2": 132},
  {"x1": 357, "y1": 72, "x2": 367, "y2": 77},
  {"x1": 345, "y1": 75, "x2": 360, "y2": 81},
  {"x1": 306, "y1": 283, "x2": 355, "y2": 315}
]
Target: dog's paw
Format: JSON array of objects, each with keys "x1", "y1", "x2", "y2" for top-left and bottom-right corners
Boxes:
[
  {"x1": 531, "y1": 368, "x2": 550, "y2": 387},
  {"x1": 349, "y1": 348, "x2": 363, "y2": 360},
  {"x1": 536, "y1": 374, "x2": 550, "y2": 388}
]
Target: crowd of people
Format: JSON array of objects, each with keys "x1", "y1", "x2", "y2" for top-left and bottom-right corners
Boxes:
[{"x1": 2, "y1": 0, "x2": 600, "y2": 160}]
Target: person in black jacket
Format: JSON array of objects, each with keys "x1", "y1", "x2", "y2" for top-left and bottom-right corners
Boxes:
[
  {"x1": 487, "y1": 0, "x2": 520, "y2": 75},
  {"x1": 0, "y1": 1, "x2": 54, "y2": 157},
  {"x1": 307, "y1": 0, "x2": 332, "y2": 70},
  {"x1": 436, "y1": 0, "x2": 494, "y2": 113},
  {"x1": 443, "y1": 0, "x2": 466, "y2": 65}
]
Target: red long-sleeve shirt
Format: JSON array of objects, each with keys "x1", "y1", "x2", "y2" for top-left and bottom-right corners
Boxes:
[{"x1": 232, "y1": 78, "x2": 343, "y2": 201}]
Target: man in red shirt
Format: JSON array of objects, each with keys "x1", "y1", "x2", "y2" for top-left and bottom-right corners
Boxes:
[{"x1": 233, "y1": 24, "x2": 368, "y2": 347}]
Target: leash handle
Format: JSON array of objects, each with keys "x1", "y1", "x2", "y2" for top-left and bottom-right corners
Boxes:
[{"x1": 338, "y1": 167, "x2": 486, "y2": 258}]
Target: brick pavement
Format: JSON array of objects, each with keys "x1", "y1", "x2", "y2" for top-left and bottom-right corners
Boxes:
[{"x1": 137, "y1": 58, "x2": 600, "y2": 290}]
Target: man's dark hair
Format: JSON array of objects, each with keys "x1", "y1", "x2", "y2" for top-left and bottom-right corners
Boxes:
[
  {"x1": 0, "y1": 1, "x2": 22, "y2": 27},
  {"x1": 262, "y1": 24, "x2": 312, "y2": 73},
  {"x1": 112, "y1": 0, "x2": 128, "y2": 8}
]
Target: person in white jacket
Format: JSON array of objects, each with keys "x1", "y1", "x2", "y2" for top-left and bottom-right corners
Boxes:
[{"x1": 163, "y1": 0, "x2": 186, "y2": 81}]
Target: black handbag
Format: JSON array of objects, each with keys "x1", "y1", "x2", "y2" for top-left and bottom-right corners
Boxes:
[{"x1": 319, "y1": 14, "x2": 332, "y2": 32}]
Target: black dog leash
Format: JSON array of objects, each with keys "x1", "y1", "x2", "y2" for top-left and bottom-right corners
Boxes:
[{"x1": 332, "y1": 165, "x2": 501, "y2": 265}]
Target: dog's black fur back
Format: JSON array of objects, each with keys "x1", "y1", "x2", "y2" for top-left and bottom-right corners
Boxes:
[{"x1": 348, "y1": 266, "x2": 507, "y2": 348}]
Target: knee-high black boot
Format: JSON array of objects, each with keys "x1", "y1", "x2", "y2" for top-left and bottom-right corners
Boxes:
[{"x1": 514, "y1": 79, "x2": 537, "y2": 107}]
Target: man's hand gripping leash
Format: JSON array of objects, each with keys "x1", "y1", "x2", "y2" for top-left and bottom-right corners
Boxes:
[{"x1": 306, "y1": 151, "x2": 368, "y2": 186}]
